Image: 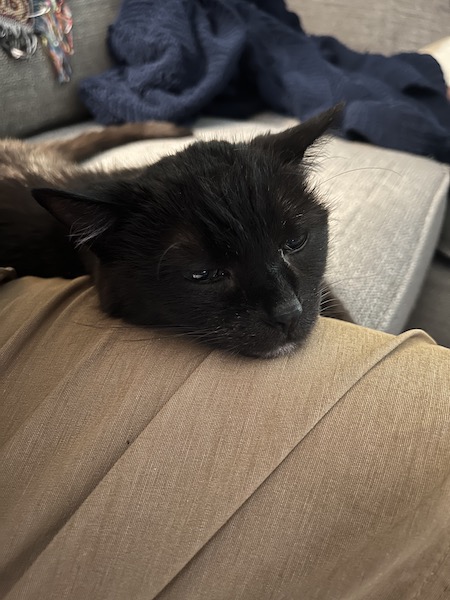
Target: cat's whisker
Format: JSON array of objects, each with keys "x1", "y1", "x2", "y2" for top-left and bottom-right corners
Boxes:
[
  {"x1": 320, "y1": 295, "x2": 340, "y2": 303},
  {"x1": 320, "y1": 303, "x2": 342, "y2": 312},
  {"x1": 156, "y1": 243, "x2": 180, "y2": 280},
  {"x1": 68, "y1": 320, "x2": 227, "y2": 342},
  {"x1": 318, "y1": 166, "x2": 401, "y2": 186},
  {"x1": 316, "y1": 155, "x2": 349, "y2": 162},
  {"x1": 69, "y1": 320, "x2": 137, "y2": 330},
  {"x1": 320, "y1": 297, "x2": 342, "y2": 306},
  {"x1": 320, "y1": 303, "x2": 342, "y2": 311}
]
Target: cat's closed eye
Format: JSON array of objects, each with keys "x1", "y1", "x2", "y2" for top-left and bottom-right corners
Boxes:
[
  {"x1": 282, "y1": 232, "x2": 309, "y2": 254},
  {"x1": 184, "y1": 268, "x2": 230, "y2": 283}
]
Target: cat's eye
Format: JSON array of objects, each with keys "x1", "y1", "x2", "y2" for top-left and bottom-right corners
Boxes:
[
  {"x1": 283, "y1": 232, "x2": 309, "y2": 253},
  {"x1": 185, "y1": 269, "x2": 228, "y2": 283}
]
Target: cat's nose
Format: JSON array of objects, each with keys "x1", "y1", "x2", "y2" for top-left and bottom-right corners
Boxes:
[{"x1": 273, "y1": 299, "x2": 303, "y2": 333}]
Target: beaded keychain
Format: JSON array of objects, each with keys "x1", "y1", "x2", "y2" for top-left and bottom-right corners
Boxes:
[{"x1": 0, "y1": 0, "x2": 73, "y2": 82}]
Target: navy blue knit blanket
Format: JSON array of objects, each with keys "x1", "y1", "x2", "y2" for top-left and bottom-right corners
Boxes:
[{"x1": 79, "y1": 0, "x2": 450, "y2": 162}]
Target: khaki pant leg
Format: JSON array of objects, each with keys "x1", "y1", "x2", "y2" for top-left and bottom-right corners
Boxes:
[{"x1": 1, "y1": 277, "x2": 449, "y2": 600}]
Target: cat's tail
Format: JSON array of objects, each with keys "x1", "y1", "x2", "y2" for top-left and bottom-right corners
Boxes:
[{"x1": 39, "y1": 121, "x2": 192, "y2": 163}]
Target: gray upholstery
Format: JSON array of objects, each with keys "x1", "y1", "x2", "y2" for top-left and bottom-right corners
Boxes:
[
  {"x1": 288, "y1": 0, "x2": 450, "y2": 54},
  {"x1": 315, "y1": 139, "x2": 448, "y2": 333},
  {"x1": 0, "y1": 0, "x2": 121, "y2": 138}
]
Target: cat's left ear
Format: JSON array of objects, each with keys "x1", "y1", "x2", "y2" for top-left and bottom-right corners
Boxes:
[
  {"x1": 252, "y1": 103, "x2": 344, "y2": 164},
  {"x1": 32, "y1": 188, "x2": 120, "y2": 247}
]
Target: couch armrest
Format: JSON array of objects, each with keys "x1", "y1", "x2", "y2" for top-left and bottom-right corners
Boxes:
[{"x1": 287, "y1": 0, "x2": 450, "y2": 54}]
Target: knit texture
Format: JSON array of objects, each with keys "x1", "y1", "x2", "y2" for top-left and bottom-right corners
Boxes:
[{"x1": 79, "y1": 0, "x2": 450, "y2": 162}]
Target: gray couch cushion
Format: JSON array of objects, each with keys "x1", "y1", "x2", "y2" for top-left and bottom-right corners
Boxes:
[
  {"x1": 0, "y1": 1, "x2": 121, "y2": 138},
  {"x1": 29, "y1": 114, "x2": 449, "y2": 334},
  {"x1": 289, "y1": 0, "x2": 450, "y2": 54},
  {"x1": 314, "y1": 138, "x2": 448, "y2": 333}
]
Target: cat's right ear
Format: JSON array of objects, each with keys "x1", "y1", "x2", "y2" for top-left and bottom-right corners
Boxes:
[
  {"x1": 252, "y1": 103, "x2": 344, "y2": 164},
  {"x1": 32, "y1": 188, "x2": 119, "y2": 248}
]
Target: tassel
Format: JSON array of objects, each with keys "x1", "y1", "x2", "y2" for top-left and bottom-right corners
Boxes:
[
  {"x1": 0, "y1": 0, "x2": 38, "y2": 59},
  {"x1": 0, "y1": 0, "x2": 73, "y2": 82},
  {"x1": 32, "y1": 0, "x2": 73, "y2": 83}
]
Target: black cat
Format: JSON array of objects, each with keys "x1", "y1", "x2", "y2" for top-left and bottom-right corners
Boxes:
[{"x1": 0, "y1": 107, "x2": 350, "y2": 358}]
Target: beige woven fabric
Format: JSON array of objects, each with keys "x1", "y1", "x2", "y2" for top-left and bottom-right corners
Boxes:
[{"x1": 1, "y1": 277, "x2": 450, "y2": 599}]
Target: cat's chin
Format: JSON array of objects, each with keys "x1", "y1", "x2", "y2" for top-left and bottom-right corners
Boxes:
[{"x1": 246, "y1": 342, "x2": 299, "y2": 360}]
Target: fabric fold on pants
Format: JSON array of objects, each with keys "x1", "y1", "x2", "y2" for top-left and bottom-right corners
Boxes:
[{"x1": 0, "y1": 277, "x2": 439, "y2": 599}]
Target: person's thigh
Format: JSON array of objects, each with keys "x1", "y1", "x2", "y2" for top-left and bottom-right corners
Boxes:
[{"x1": 1, "y1": 276, "x2": 449, "y2": 600}]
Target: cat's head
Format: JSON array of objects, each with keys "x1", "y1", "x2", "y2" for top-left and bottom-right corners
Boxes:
[{"x1": 33, "y1": 106, "x2": 340, "y2": 358}]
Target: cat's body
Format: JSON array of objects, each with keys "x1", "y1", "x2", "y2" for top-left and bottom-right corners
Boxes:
[
  {"x1": 0, "y1": 110, "x2": 350, "y2": 358},
  {"x1": 0, "y1": 122, "x2": 191, "y2": 278}
]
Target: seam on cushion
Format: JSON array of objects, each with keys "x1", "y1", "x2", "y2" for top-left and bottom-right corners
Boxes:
[
  {"x1": 151, "y1": 329, "x2": 435, "y2": 599},
  {"x1": 376, "y1": 166, "x2": 449, "y2": 333}
]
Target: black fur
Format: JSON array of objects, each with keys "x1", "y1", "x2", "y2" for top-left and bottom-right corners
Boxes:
[{"x1": 2, "y1": 108, "x2": 350, "y2": 357}]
